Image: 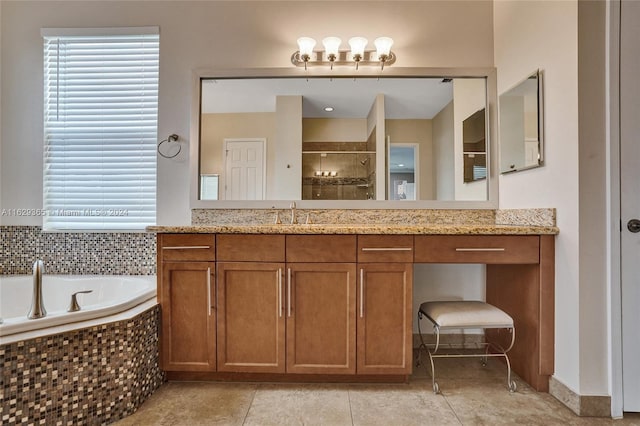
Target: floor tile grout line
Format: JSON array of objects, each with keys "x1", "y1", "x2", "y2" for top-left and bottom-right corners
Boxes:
[
  {"x1": 441, "y1": 393, "x2": 465, "y2": 426},
  {"x1": 347, "y1": 387, "x2": 355, "y2": 426},
  {"x1": 241, "y1": 383, "x2": 259, "y2": 426}
]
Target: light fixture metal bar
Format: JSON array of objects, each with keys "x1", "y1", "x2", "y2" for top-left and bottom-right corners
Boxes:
[{"x1": 291, "y1": 50, "x2": 396, "y2": 68}]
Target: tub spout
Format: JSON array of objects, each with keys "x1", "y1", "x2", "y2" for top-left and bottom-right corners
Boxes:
[{"x1": 28, "y1": 260, "x2": 46, "y2": 319}]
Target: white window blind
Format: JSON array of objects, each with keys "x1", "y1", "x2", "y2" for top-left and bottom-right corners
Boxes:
[{"x1": 43, "y1": 30, "x2": 159, "y2": 230}]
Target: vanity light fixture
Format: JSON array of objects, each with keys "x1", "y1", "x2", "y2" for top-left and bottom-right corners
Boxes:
[
  {"x1": 348, "y1": 37, "x2": 368, "y2": 69},
  {"x1": 374, "y1": 37, "x2": 394, "y2": 70},
  {"x1": 296, "y1": 37, "x2": 317, "y2": 70},
  {"x1": 322, "y1": 37, "x2": 341, "y2": 69},
  {"x1": 291, "y1": 36, "x2": 396, "y2": 70}
]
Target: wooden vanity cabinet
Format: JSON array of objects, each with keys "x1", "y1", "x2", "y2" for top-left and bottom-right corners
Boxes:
[
  {"x1": 285, "y1": 235, "x2": 357, "y2": 374},
  {"x1": 157, "y1": 232, "x2": 554, "y2": 391},
  {"x1": 357, "y1": 236, "x2": 413, "y2": 375},
  {"x1": 215, "y1": 234, "x2": 358, "y2": 376},
  {"x1": 158, "y1": 234, "x2": 216, "y2": 371},
  {"x1": 216, "y1": 235, "x2": 286, "y2": 373}
]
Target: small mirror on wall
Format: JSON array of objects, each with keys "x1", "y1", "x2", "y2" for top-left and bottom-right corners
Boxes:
[{"x1": 499, "y1": 70, "x2": 544, "y2": 174}]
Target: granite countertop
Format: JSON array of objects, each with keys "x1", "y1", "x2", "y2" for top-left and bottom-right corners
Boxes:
[{"x1": 146, "y1": 223, "x2": 559, "y2": 235}]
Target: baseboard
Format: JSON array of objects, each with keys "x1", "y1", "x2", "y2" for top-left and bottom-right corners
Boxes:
[{"x1": 549, "y1": 376, "x2": 611, "y2": 417}]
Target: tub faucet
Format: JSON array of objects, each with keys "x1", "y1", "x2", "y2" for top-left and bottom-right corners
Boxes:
[
  {"x1": 68, "y1": 290, "x2": 93, "y2": 312},
  {"x1": 28, "y1": 260, "x2": 46, "y2": 319}
]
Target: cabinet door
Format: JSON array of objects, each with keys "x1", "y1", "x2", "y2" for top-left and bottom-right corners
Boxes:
[
  {"x1": 357, "y1": 263, "x2": 413, "y2": 375},
  {"x1": 286, "y1": 263, "x2": 356, "y2": 374},
  {"x1": 161, "y1": 262, "x2": 216, "y2": 371},
  {"x1": 217, "y1": 262, "x2": 286, "y2": 373}
]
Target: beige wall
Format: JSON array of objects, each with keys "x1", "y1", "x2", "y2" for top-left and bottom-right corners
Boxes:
[
  {"x1": 433, "y1": 101, "x2": 455, "y2": 200},
  {"x1": 302, "y1": 118, "x2": 366, "y2": 142},
  {"x1": 577, "y1": 0, "x2": 608, "y2": 397},
  {"x1": 273, "y1": 95, "x2": 302, "y2": 200},
  {"x1": 385, "y1": 119, "x2": 433, "y2": 200},
  {"x1": 200, "y1": 112, "x2": 276, "y2": 176}
]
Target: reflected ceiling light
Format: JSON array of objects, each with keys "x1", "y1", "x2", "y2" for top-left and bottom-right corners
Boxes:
[
  {"x1": 291, "y1": 36, "x2": 395, "y2": 70},
  {"x1": 315, "y1": 170, "x2": 338, "y2": 177},
  {"x1": 324, "y1": 106, "x2": 334, "y2": 112}
]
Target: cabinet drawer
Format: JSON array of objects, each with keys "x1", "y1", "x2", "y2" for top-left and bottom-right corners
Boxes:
[
  {"x1": 286, "y1": 235, "x2": 356, "y2": 263},
  {"x1": 217, "y1": 234, "x2": 285, "y2": 262},
  {"x1": 414, "y1": 235, "x2": 539, "y2": 264},
  {"x1": 357, "y1": 235, "x2": 414, "y2": 263},
  {"x1": 160, "y1": 234, "x2": 216, "y2": 261}
]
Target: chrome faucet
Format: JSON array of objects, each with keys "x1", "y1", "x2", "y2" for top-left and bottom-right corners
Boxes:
[
  {"x1": 28, "y1": 260, "x2": 46, "y2": 319},
  {"x1": 290, "y1": 201, "x2": 297, "y2": 224}
]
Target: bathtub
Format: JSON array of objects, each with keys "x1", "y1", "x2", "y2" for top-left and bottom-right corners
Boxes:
[{"x1": 0, "y1": 275, "x2": 156, "y2": 337}]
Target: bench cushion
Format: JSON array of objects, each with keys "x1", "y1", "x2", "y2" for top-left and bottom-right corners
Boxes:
[{"x1": 419, "y1": 301, "x2": 513, "y2": 328}]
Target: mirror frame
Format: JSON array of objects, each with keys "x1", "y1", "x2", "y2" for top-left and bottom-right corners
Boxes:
[
  {"x1": 190, "y1": 67, "x2": 498, "y2": 209},
  {"x1": 499, "y1": 69, "x2": 544, "y2": 174}
]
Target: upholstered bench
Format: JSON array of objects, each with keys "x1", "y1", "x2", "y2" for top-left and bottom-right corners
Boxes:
[{"x1": 417, "y1": 300, "x2": 517, "y2": 393}]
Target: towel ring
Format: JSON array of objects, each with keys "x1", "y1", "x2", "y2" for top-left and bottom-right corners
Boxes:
[{"x1": 158, "y1": 134, "x2": 181, "y2": 159}]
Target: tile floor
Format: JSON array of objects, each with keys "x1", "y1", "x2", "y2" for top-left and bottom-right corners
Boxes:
[{"x1": 115, "y1": 356, "x2": 640, "y2": 426}]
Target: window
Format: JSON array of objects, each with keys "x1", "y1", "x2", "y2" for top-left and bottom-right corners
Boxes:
[{"x1": 42, "y1": 28, "x2": 159, "y2": 230}]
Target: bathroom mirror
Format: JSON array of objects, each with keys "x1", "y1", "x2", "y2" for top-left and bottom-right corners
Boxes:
[
  {"x1": 190, "y1": 67, "x2": 498, "y2": 209},
  {"x1": 499, "y1": 70, "x2": 544, "y2": 174}
]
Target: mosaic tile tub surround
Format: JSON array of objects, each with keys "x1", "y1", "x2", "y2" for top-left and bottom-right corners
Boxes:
[
  {"x1": 0, "y1": 306, "x2": 164, "y2": 426},
  {"x1": 0, "y1": 226, "x2": 156, "y2": 275},
  {"x1": 1, "y1": 226, "x2": 161, "y2": 425}
]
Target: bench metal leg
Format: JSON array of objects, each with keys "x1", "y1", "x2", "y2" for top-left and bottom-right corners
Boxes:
[{"x1": 417, "y1": 310, "x2": 517, "y2": 394}]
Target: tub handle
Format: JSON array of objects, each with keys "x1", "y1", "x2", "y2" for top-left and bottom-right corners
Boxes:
[{"x1": 68, "y1": 290, "x2": 93, "y2": 312}]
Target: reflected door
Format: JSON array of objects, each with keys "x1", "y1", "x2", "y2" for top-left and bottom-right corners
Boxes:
[{"x1": 224, "y1": 139, "x2": 265, "y2": 200}]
